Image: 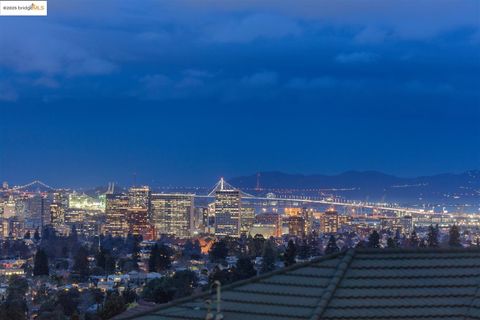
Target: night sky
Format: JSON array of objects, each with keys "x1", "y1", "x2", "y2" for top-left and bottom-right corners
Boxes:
[{"x1": 0, "y1": 0, "x2": 479, "y2": 187}]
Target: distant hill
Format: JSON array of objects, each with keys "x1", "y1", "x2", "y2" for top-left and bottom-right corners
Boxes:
[{"x1": 230, "y1": 170, "x2": 480, "y2": 204}]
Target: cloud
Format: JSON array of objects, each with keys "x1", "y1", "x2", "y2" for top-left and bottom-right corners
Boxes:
[
  {"x1": 404, "y1": 80, "x2": 455, "y2": 95},
  {"x1": 183, "y1": 69, "x2": 214, "y2": 78},
  {"x1": 0, "y1": 84, "x2": 18, "y2": 102},
  {"x1": 206, "y1": 14, "x2": 302, "y2": 43},
  {"x1": 0, "y1": 21, "x2": 117, "y2": 78},
  {"x1": 183, "y1": 0, "x2": 478, "y2": 40},
  {"x1": 335, "y1": 52, "x2": 379, "y2": 64},
  {"x1": 354, "y1": 26, "x2": 390, "y2": 44},
  {"x1": 0, "y1": 0, "x2": 477, "y2": 105},
  {"x1": 286, "y1": 76, "x2": 337, "y2": 89},
  {"x1": 33, "y1": 77, "x2": 60, "y2": 88},
  {"x1": 241, "y1": 71, "x2": 278, "y2": 86}
]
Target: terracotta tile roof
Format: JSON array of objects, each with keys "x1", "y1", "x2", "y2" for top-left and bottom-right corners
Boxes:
[{"x1": 117, "y1": 248, "x2": 480, "y2": 320}]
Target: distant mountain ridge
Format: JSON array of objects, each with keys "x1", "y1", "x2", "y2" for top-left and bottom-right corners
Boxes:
[{"x1": 230, "y1": 170, "x2": 480, "y2": 204}]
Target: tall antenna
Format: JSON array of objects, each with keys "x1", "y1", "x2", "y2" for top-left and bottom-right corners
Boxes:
[{"x1": 255, "y1": 172, "x2": 261, "y2": 191}]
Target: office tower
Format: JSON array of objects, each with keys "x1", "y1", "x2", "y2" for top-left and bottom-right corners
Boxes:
[
  {"x1": 50, "y1": 191, "x2": 69, "y2": 231},
  {"x1": 41, "y1": 195, "x2": 52, "y2": 227},
  {"x1": 127, "y1": 186, "x2": 152, "y2": 239},
  {"x1": 320, "y1": 209, "x2": 339, "y2": 234},
  {"x1": 22, "y1": 194, "x2": 51, "y2": 230},
  {"x1": 285, "y1": 215, "x2": 306, "y2": 238},
  {"x1": 105, "y1": 193, "x2": 129, "y2": 237},
  {"x1": 255, "y1": 212, "x2": 281, "y2": 237},
  {"x1": 214, "y1": 179, "x2": 242, "y2": 237},
  {"x1": 240, "y1": 203, "x2": 255, "y2": 234},
  {"x1": 284, "y1": 207, "x2": 302, "y2": 216},
  {"x1": 82, "y1": 210, "x2": 102, "y2": 237},
  {"x1": 8, "y1": 219, "x2": 24, "y2": 238},
  {"x1": 2, "y1": 197, "x2": 16, "y2": 219},
  {"x1": 22, "y1": 194, "x2": 43, "y2": 229},
  {"x1": 151, "y1": 193, "x2": 194, "y2": 239},
  {"x1": 65, "y1": 208, "x2": 85, "y2": 225}
]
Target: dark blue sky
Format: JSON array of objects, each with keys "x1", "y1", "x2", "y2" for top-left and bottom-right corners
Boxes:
[{"x1": 0, "y1": 0, "x2": 479, "y2": 187}]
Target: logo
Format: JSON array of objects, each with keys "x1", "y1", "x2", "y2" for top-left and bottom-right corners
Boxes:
[{"x1": 0, "y1": 1, "x2": 48, "y2": 16}]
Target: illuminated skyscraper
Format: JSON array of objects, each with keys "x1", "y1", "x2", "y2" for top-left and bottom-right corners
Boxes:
[
  {"x1": 285, "y1": 215, "x2": 306, "y2": 237},
  {"x1": 320, "y1": 209, "x2": 339, "y2": 234},
  {"x1": 214, "y1": 179, "x2": 241, "y2": 237},
  {"x1": 20, "y1": 194, "x2": 51, "y2": 230},
  {"x1": 151, "y1": 193, "x2": 194, "y2": 238},
  {"x1": 255, "y1": 212, "x2": 281, "y2": 237},
  {"x1": 127, "y1": 186, "x2": 152, "y2": 239},
  {"x1": 240, "y1": 204, "x2": 255, "y2": 233},
  {"x1": 105, "y1": 193, "x2": 129, "y2": 237},
  {"x1": 50, "y1": 191, "x2": 69, "y2": 231}
]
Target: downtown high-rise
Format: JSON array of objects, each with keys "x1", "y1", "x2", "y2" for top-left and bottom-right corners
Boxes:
[
  {"x1": 214, "y1": 179, "x2": 242, "y2": 237},
  {"x1": 151, "y1": 193, "x2": 194, "y2": 238},
  {"x1": 127, "y1": 186, "x2": 152, "y2": 239},
  {"x1": 105, "y1": 193, "x2": 129, "y2": 237}
]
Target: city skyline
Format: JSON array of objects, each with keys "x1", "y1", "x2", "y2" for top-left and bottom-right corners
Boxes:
[
  {"x1": 0, "y1": 1, "x2": 479, "y2": 319},
  {"x1": 1, "y1": 0, "x2": 479, "y2": 187}
]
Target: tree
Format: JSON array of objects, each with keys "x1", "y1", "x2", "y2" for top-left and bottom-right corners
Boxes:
[
  {"x1": 122, "y1": 287, "x2": 137, "y2": 304},
  {"x1": 96, "y1": 248, "x2": 107, "y2": 271},
  {"x1": 247, "y1": 234, "x2": 265, "y2": 258},
  {"x1": 284, "y1": 240, "x2": 296, "y2": 267},
  {"x1": 95, "y1": 247, "x2": 116, "y2": 274},
  {"x1": 142, "y1": 271, "x2": 197, "y2": 304},
  {"x1": 298, "y1": 239, "x2": 310, "y2": 260},
  {"x1": 131, "y1": 235, "x2": 141, "y2": 270},
  {"x1": 209, "y1": 240, "x2": 229, "y2": 262},
  {"x1": 192, "y1": 240, "x2": 202, "y2": 259},
  {"x1": 70, "y1": 225, "x2": 78, "y2": 244},
  {"x1": 171, "y1": 270, "x2": 197, "y2": 298},
  {"x1": 394, "y1": 228, "x2": 402, "y2": 247},
  {"x1": 73, "y1": 246, "x2": 89, "y2": 277},
  {"x1": 209, "y1": 266, "x2": 234, "y2": 285},
  {"x1": 98, "y1": 292, "x2": 126, "y2": 320},
  {"x1": 325, "y1": 235, "x2": 339, "y2": 255},
  {"x1": 56, "y1": 288, "x2": 80, "y2": 317},
  {"x1": 307, "y1": 231, "x2": 322, "y2": 257},
  {"x1": 0, "y1": 276, "x2": 29, "y2": 320},
  {"x1": 409, "y1": 230, "x2": 419, "y2": 247},
  {"x1": 105, "y1": 254, "x2": 116, "y2": 274},
  {"x1": 34, "y1": 228, "x2": 41, "y2": 241},
  {"x1": 260, "y1": 240, "x2": 276, "y2": 274},
  {"x1": 427, "y1": 225, "x2": 439, "y2": 247},
  {"x1": 234, "y1": 257, "x2": 256, "y2": 281},
  {"x1": 183, "y1": 239, "x2": 194, "y2": 258},
  {"x1": 158, "y1": 245, "x2": 172, "y2": 271},
  {"x1": 148, "y1": 244, "x2": 172, "y2": 273},
  {"x1": 33, "y1": 248, "x2": 49, "y2": 276},
  {"x1": 148, "y1": 244, "x2": 158, "y2": 272},
  {"x1": 0, "y1": 299, "x2": 27, "y2": 320},
  {"x1": 448, "y1": 225, "x2": 462, "y2": 247},
  {"x1": 368, "y1": 230, "x2": 380, "y2": 248},
  {"x1": 142, "y1": 278, "x2": 175, "y2": 304},
  {"x1": 386, "y1": 237, "x2": 396, "y2": 248}
]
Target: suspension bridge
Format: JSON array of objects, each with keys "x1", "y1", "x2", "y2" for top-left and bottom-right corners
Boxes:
[
  {"x1": 7, "y1": 180, "x2": 56, "y2": 192},
  {"x1": 201, "y1": 178, "x2": 427, "y2": 215}
]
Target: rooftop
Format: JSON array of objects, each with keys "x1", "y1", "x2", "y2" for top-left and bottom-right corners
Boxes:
[{"x1": 118, "y1": 247, "x2": 480, "y2": 320}]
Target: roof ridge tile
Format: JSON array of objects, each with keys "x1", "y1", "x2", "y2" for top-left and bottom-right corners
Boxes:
[{"x1": 309, "y1": 249, "x2": 355, "y2": 320}]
